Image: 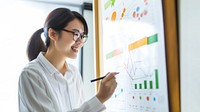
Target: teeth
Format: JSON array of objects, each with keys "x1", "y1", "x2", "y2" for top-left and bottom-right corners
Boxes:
[
  {"x1": 72, "y1": 47, "x2": 77, "y2": 50},
  {"x1": 72, "y1": 47, "x2": 78, "y2": 51}
]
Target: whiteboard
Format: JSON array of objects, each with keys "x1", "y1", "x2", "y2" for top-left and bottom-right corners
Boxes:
[{"x1": 99, "y1": 0, "x2": 169, "y2": 111}]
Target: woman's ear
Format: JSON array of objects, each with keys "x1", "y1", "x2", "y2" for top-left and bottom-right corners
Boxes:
[{"x1": 48, "y1": 28, "x2": 58, "y2": 41}]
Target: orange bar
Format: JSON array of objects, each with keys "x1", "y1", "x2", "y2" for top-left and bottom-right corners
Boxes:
[{"x1": 128, "y1": 37, "x2": 148, "y2": 51}]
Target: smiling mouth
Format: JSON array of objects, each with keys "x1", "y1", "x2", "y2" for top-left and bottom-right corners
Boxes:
[{"x1": 71, "y1": 46, "x2": 78, "y2": 53}]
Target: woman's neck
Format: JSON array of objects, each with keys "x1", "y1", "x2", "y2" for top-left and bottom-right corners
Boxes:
[{"x1": 44, "y1": 50, "x2": 67, "y2": 76}]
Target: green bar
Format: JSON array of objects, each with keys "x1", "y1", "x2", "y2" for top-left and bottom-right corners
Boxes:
[
  {"x1": 139, "y1": 96, "x2": 142, "y2": 100},
  {"x1": 148, "y1": 34, "x2": 158, "y2": 44},
  {"x1": 150, "y1": 81, "x2": 153, "y2": 89},
  {"x1": 139, "y1": 83, "x2": 142, "y2": 89},
  {"x1": 135, "y1": 84, "x2": 137, "y2": 89},
  {"x1": 144, "y1": 80, "x2": 147, "y2": 89},
  {"x1": 104, "y1": 0, "x2": 111, "y2": 9},
  {"x1": 155, "y1": 69, "x2": 159, "y2": 89},
  {"x1": 106, "y1": 52, "x2": 113, "y2": 59}
]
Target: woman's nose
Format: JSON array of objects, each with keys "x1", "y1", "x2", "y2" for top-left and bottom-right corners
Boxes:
[{"x1": 75, "y1": 38, "x2": 84, "y2": 47}]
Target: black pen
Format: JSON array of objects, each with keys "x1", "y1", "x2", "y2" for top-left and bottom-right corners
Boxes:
[{"x1": 90, "y1": 72, "x2": 119, "y2": 82}]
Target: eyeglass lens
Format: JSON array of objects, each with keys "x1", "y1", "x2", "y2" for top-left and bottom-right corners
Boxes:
[{"x1": 73, "y1": 32, "x2": 88, "y2": 43}]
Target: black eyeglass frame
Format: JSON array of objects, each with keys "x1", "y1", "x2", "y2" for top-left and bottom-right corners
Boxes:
[{"x1": 61, "y1": 29, "x2": 88, "y2": 43}]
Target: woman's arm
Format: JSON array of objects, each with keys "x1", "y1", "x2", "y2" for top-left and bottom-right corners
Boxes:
[{"x1": 18, "y1": 68, "x2": 106, "y2": 112}]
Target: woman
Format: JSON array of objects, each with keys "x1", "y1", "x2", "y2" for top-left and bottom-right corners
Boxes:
[{"x1": 18, "y1": 8, "x2": 117, "y2": 112}]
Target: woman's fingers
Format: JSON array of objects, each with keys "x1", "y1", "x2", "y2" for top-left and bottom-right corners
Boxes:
[
  {"x1": 102, "y1": 72, "x2": 119, "y2": 82},
  {"x1": 96, "y1": 72, "x2": 119, "y2": 103}
]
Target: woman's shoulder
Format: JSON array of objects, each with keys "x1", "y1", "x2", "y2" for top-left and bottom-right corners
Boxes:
[
  {"x1": 19, "y1": 60, "x2": 48, "y2": 89},
  {"x1": 20, "y1": 59, "x2": 44, "y2": 78},
  {"x1": 23, "y1": 59, "x2": 41, "y2": 71}
]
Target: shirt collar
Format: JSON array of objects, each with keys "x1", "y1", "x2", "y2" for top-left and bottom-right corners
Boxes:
[{"x1": 37, "y1": 52, "x2": 59, "y2": 76}]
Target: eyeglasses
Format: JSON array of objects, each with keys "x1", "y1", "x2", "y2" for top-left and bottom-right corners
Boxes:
[{"x1": 61, "y1": 29, "x2": 88, "y2": 43}]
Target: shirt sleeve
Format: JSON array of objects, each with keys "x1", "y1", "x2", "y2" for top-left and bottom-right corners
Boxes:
[{"x1": 19, "y1": 68, "x2": 106, "y2": 112}]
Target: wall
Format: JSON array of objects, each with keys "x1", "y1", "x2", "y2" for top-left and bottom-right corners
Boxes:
[{"x1": 179, "y1": 0, "x2": 200, "y2": 111}]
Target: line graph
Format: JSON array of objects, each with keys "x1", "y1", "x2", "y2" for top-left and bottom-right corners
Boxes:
[
  {"x1": 124, "y1": 56, "x2": 151, "y2": 80},
  {"x1": 123, "y1": 50, "x2": 155, "y2": 81}
]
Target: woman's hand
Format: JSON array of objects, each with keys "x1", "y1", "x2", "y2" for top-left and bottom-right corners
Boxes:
[{"x1": 96, "y1": 72, "x2": 118, "y2": 103}]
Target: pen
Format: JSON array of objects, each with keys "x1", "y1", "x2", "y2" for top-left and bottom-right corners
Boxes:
[{"x1": 90, "y1": 72, "x2": 119, "y2": 82}]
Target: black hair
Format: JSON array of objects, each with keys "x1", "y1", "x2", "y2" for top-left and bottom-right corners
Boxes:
[{"x1": 27, "y1": 8, "x2": 88, "y2": 61}]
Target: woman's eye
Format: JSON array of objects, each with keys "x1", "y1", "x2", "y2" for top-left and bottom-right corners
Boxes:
[{"x1": 74, "y1": 33, "x2": 79, "y2": 37}]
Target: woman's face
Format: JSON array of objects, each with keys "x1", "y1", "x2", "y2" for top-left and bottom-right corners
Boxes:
[{"x1": 54, "y1": 18, "x2": 85, "y2": 59}]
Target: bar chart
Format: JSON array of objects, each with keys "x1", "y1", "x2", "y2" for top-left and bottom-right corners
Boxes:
[{"x1": 133, "y1": 69, "x2": 159, "y2": 90}]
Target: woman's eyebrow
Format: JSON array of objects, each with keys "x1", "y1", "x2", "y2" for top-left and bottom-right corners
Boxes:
[
  {"x1": 72, "y1": 29, "x2": 80, "y2": 32},
  {"x1": 72, "y1": 29, "x2": 85, "y2": 34}
]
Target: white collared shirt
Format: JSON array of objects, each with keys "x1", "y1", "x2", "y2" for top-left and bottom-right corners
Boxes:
[{"x1": 18, "y1": 52, "x2": 106, "y2": 112}]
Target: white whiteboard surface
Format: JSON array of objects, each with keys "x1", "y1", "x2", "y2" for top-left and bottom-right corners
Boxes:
[{"x1": 99, "y1": 0, "x2": 169, "y2": 111}]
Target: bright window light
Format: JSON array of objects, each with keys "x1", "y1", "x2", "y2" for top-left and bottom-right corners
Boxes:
[{"x1": 0, "y1": 1, "x2": 81, "y2": 111}]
